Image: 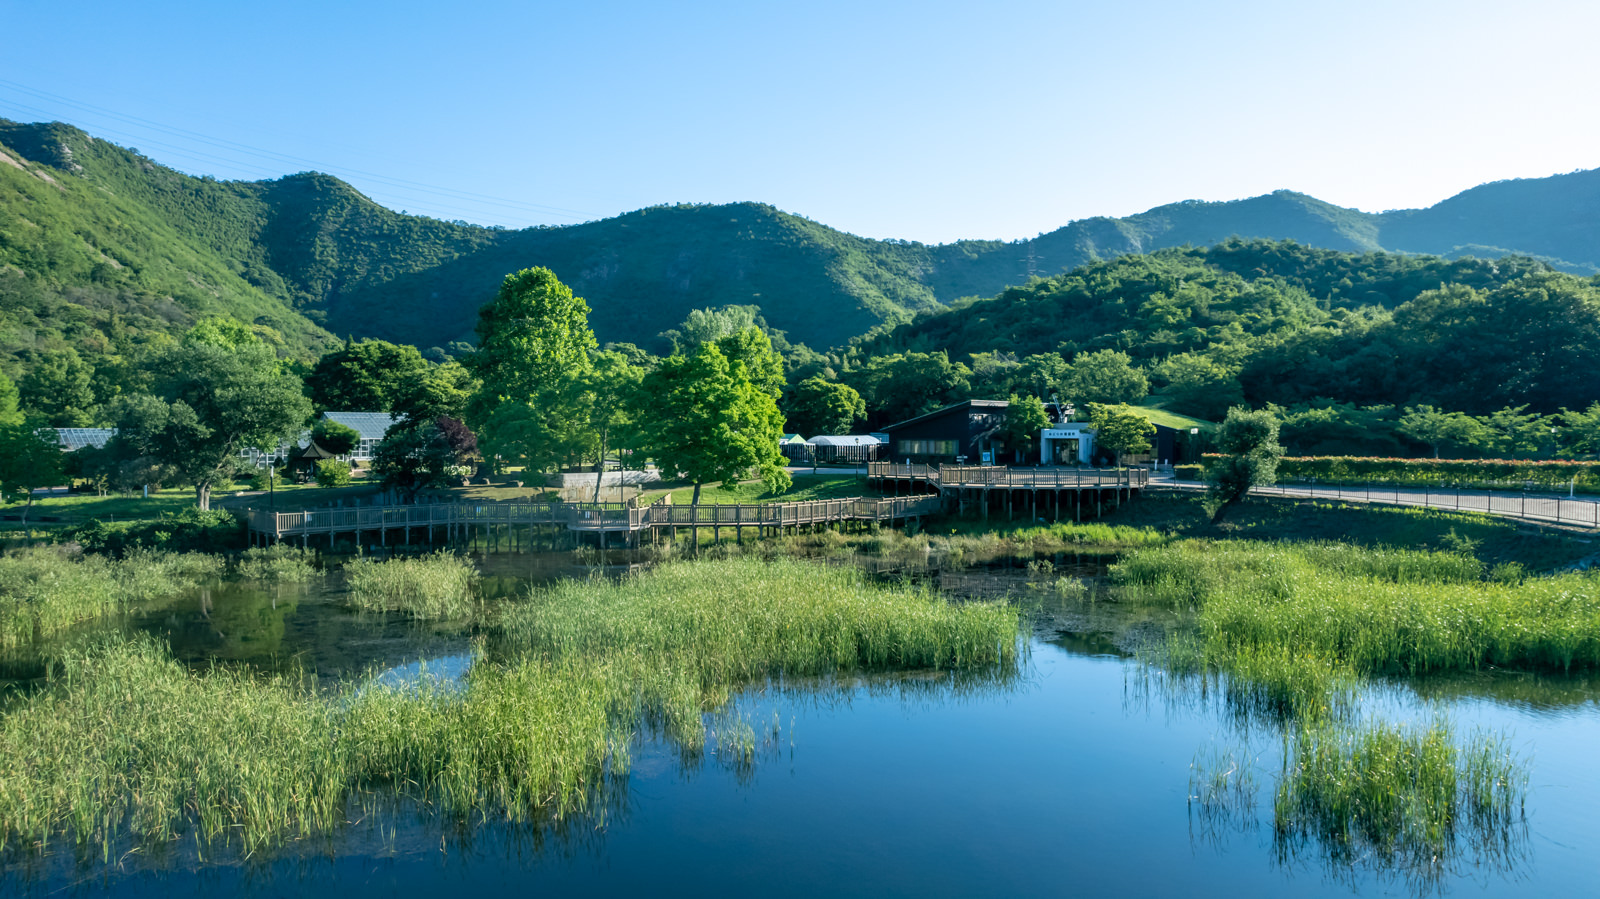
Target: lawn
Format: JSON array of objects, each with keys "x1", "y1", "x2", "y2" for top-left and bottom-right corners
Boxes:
[{"x1": 642, "y1": 473, "x2": 866, "y2": 506}]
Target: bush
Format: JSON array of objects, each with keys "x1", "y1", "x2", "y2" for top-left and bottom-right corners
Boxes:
[
  {"x1": 62, "y1": 508, "x2": 244, "y2": 555},
  {"x1": 1224, "y1": 455, "x2": 1600, "y2": 493},
  {"x1": 313, "y1": 459, "x2": 353, "y2": 488},
  {"x1": 1174, "y1": 464, "x2": 1204, "y2": 481}
]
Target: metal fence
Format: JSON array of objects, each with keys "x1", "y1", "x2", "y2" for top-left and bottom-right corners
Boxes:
[
  {"x1": 866, "y1": 461, "x2": 1149, "y2": 489},
  {"x1": 1248, "y1": 479, "x2": 1600, "y2": 528}
]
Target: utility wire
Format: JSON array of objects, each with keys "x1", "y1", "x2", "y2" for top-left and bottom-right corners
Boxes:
[{"x1": 0, "y1": 79, "x2": 599, "y2": 223}]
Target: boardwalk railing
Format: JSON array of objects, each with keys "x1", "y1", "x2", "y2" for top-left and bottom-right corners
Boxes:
[
  {"x1": 867, "y1": 461, "x2": 1149, "y2": 489},
  {"x1": 248, "y1": 494, "x2": 944, "y2": 541},
  {"x1": 1246, "y1": 480, "x2": 1600, "y2": 529}
]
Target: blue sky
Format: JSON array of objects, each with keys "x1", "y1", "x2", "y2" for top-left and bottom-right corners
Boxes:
[{"x1": 3, "y1": 0, "x2": 1596, "y2": 243}]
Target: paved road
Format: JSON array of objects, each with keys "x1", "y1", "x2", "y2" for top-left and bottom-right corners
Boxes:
[{"x1": 1152, "y1": 476, "x2": 1600, "y2": 529}]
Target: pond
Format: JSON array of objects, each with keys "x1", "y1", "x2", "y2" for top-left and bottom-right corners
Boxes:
[{"x1": 4, "y1": 553, "x2": 1597, "y2": 897}]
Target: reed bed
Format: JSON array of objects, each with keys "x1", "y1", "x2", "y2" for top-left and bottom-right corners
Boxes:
[
  {"x1": 499, "y1": 557, "x2": 1021, "y2": 686},
  {"x1": 344, "y1": 552, "x2": 480, "y2": 619},
  {"x1": 1113, "y1": 540, "x2": 1600, "y2": 674},
  {"x1": 0, "y1": 547, "x2": 222, "y2": 652},
  {"x1": 0, "y1": 557, "x2": 1019, "y2": 856},
  {"x1": 235, "y1": 544, "x2": 319, "y2": 582},
  {"x1": 1274, "y1": 717, "x2": 1526, "y2": 882}
]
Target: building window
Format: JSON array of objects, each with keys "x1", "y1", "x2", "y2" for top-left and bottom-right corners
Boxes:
[{"x1": 896, "y1": 439, "x2": 958, "y2": 456}]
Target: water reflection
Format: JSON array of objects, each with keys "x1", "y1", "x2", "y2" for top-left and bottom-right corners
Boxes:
[{"x1": 0, "y1": 552, "x2": 1595, "y2": 897}]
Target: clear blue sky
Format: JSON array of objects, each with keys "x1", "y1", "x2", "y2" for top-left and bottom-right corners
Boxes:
[{"x1": 3, "y1": 0, "x2": 1595, "y2": 243}]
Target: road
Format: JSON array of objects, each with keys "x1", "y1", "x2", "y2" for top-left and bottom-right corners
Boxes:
[{"x1": 1152, "y1": 476, "x2": 1600, "y2": 529}]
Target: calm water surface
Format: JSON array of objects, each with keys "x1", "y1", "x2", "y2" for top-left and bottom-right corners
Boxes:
[{"x1": 8, "y1": 554, "x2": 1598, "y2": 897}]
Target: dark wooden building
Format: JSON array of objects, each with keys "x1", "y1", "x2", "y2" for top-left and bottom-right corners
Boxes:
[{"x1": 881, "y1": 400, "x2": 1009, "y2": 465}]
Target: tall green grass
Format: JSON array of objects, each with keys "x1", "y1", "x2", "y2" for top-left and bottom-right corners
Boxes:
[
  {"x1": 1274, "y1": 717, "x2": 1526, "y2": 885},
  {"x1": 1118, "y1": 538, "x2": 1534, "y2": 880},
  {"x1": 1114, "y1": 540, "x2": 1599, "y2": 674},
  {"x1": 500, "y1": 557, "x2": 1020, "y2": 685},
  {"x1": 0, "y1": 557, "x2": 1019, "y2": 855},
  {"x1": 0, "y1": 547, "x2": 222, "y2": 652},
  {"x1": 344, "y1": 552, "x2": 480, "y2": 619},
  {"x1": 235, "y1": 544, "x2": 318, "y2": 582}
]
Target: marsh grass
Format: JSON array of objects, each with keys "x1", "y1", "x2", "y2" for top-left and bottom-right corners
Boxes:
[
  {"x1": 235, "y1": 545, "x2": 318, "y2": 582},
  {"x1": 0, "y1": 557, "x2": 1019, "y2": 858},
  {"x1": 0, "y1": 548, "x2": 222, "y2": 652},
  {"x1": 344, "y1": 552, "x2": 480, "y2": 619},
  {"x1": 1114, "y1": 540, "x2": 1600, "y2": 675},
  {"x1": 1274, "y1": 717, "x2": 1527, "y2": 888}
]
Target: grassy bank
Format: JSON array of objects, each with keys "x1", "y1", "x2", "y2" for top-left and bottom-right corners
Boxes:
[{"x1": 0, "y1": 557, "x2": 1019, "y2": 854}]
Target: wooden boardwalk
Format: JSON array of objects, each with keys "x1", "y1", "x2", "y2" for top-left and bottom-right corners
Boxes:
[
  {"x1": 246, "y1": 494, "x2": 944, "y2": 549},
  {"x1": 867, "y1": 461, "x2": 1147, "y2": 522}
]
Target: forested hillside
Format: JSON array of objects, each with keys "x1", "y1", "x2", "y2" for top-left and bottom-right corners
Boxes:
[
  {"x1": 4, "y1": 117, "x2": 1599, "y2": 411},
  {"x1": 846, "y1": 240, "x2": 1600, "y2": 425}
]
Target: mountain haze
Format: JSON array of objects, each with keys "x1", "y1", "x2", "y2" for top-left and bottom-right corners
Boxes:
[{"x1": 2, "y1": 118, "x2": 1597, "y2": 376}]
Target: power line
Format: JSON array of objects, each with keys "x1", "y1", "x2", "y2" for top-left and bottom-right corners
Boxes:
[{"x1": 0, "y1": 79, "x2": 601, "y2": 223}]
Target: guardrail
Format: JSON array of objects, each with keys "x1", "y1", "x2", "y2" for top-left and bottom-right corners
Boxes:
[
  {"x1": 866, "y1": 462, "x2": 1148, "y2": 489},
  {"x1": 1243, "y1": 481, "x2": 1600, "y2": 529}
]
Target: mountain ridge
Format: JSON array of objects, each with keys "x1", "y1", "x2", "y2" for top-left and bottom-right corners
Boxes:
[{"x1": 2, "y1": 118, "x2": 1597, "y2": 376}]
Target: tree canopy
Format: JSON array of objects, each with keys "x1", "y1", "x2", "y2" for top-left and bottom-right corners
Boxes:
[
  {"x1": 636, "y1": 340, "x2": 790, "y2": 505},
  {"x1": 467, "y1": 267, "x2": 597, "y2": 474},
  {"x1": 104, "y1": 338, "x2": 311, "y2": 510},
  {"x1": 305, "y1": 339, "x2": 429, "y2": 411}
]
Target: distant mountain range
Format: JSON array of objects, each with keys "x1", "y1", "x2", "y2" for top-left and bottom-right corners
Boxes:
[{"x1": 2, "y1": 118, "x2": 1597, "y2": 367}]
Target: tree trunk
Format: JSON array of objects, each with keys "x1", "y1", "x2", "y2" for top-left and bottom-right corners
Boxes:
[
  {"x1": 1210, "y1": 494, "x2": 1240, "y2": 525},
  {"x1": 691, "y1": 482, "x2": 702, "y2": 507},
  {"x1": 593, "y1": 429, "x2": 608, "y2": 505},
  {"x1": 196, "y1": 482, "x2": 212, "y2": 512},
  {"x1": 20, "y1": 493, "x2": 33, "y2": 524}
]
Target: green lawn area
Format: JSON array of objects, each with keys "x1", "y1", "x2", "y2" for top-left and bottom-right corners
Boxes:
[
  {"x1": 1132, "y1": 398, "x2": 1216, "y2": 431},
  {"x1": 642, "y1": 473, "x2": 866, "y2": 506},
  {"x1": 2, "y1": 480, "x2": 387, "y2": 528}
]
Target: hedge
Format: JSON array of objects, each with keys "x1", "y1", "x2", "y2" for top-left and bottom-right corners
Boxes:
[{"x1": 1202, "y1": 455, "x2": 1600, "y2": 493}]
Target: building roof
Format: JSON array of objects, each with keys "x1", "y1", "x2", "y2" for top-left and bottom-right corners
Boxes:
[
  {"x1": 779, "y1": 433, "x2": 812, "y2": 444},
  {"x1": 52, "y1": 428, "x2": 116, "y2": 451},
  {"x1": 880, "y1": 399, "x2": 1010, "y2": 433},
  {"x1": 810, "y1": 434, "x2": 881, "y2": 446},
  {"x1": 320, "y1": 411, "x2": 399, "y2": 441}
]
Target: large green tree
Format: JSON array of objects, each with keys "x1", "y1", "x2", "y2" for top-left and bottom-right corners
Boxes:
[
  {"x1": 1205, "y1": 407, "x2": 1283, "y2": 524},
  {"x1": 305, "y1": 338, "x2": 429, "y2": 411},
  {"x1": 1087, "y1": 403, "x2": 1156, "y2": 465},
  {"x1": 636, "y1": 342, "x2": 790, "y2": 506},
  {"x1": 1397, "y1": 405, "x2": 1486, "y2": 458},
  {"x1": 1062, "y1": 350, "x2": 1149, "y2": 405},
  {"x1": 19, "y1": 348, "x2": 97, "y2": 427},
  {"x1": 784, "y1": 376, "x2": 865, "y2": 436},
  {"x1": 998, "y1": 395, "x2": 1050, "y2": 461},
  {"x1": 845, "y1": 351, "x2": 972, "y2": 428},
  {"x1": 106, "y1": 339, "x2": 311, "y2": 510},
  {"x1": 467, "y1": 268, "x2": 597, "y2": 474},
  {"x1": 577, "y1": 350, "x2": 647, "y2": 502},
  {"x1": 371, "y1": 419, "x2": 470, "y2": 503},
  {"x1": 0, "y1": 423, "x2": 64, "y2": 522}
]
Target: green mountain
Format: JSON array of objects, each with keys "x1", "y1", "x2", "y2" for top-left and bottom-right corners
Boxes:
[{"x1": 3, "y1": 118, "x2": 1598, "y2": 390}]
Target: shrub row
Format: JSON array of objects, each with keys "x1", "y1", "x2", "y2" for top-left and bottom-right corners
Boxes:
[{"x1": 1201, "y1": 455, "x2": 1600, "y2": 492}]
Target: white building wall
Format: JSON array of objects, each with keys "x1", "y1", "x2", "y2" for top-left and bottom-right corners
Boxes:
[{"x1": 1039, "y1": 426, "x2": 1096, "y2": 464}]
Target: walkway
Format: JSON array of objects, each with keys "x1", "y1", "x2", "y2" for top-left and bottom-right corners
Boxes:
[
  {"x1": 1153, "y1": 477, "x2": 1600, "y2": 529},
  {"x1": 247, "y1": 493, "x2": 944, "y2": 549}
]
